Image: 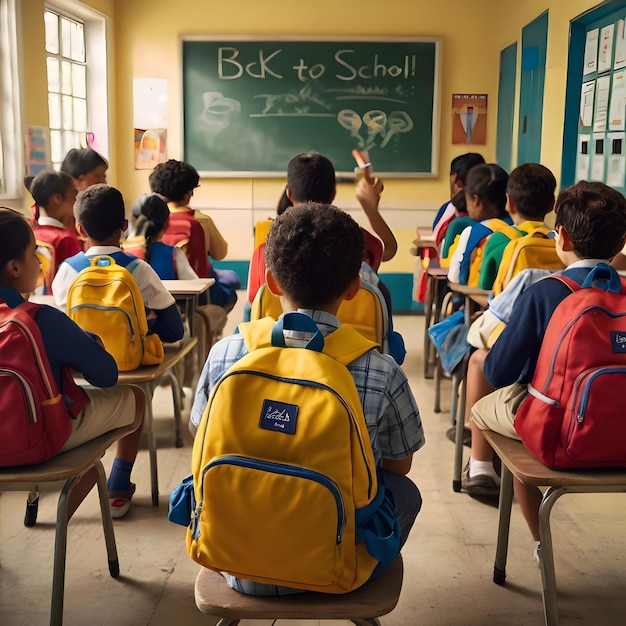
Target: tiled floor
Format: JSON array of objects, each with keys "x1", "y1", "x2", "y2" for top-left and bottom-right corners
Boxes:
[{"x1": 2, "y1": 293, "x2": 626, "y2": 625}]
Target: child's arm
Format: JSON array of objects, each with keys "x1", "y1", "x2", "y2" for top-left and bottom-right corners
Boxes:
[
  {"x1": 37, "y1": 306, "x2": 118, "y2": 387},
  {"x1": 147, "y1": 303, "x2": 185, "y2": 342},
  {"x1": 355, "y1": 177, "x2": 398, "y2": 262},
  {"x1": 197, "y1": 212, "x2": 229, "y2": 260}
]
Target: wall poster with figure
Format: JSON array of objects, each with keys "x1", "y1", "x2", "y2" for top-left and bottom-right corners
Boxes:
[
  {"x1": 181, "y1": 37, "x2": 441, "y2": 177},
  {"x1": 451, "y1": 94, "x2": 488, "y2": 145}
]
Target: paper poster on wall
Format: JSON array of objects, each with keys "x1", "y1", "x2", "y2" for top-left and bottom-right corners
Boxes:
[
  {"x1": 616, "y1": 19, "x2": 626, "y2": 69},
  {"x1": 133, "y1": 78, "x2": 168, "y2": 129},
  {"x1": 451, "y1": 94, "x2": 487, "y2": 144},
  {"x1": 584, "y1": 28, "x2": 600, "y2": 75},
  {"x1": 609, "y1": 70, "x2": 626, "y2": 130},
  {"x1": 24, "y1": 126, "x2": 50, "y2": 177},
  {"x1": 580, "y1": 80, "x2": 595, "y2": 127},
  {"x1": 591, "y1": 133, "x2": 606, "y2": 181},
  {"x1": 606, "y1": 131, "x2": 626, "y2": 186},
  {"x1": 134, "y1": 129, "x2": 167, "y2": 169},
  {"x1": 576, "y1": 134, "x2": 591, "y2": 181},
  {"x1": 593, "y1": 75, "x2": 611, "y2": 131},
  {"x1": 599, "y1": 24, "x2": 615, "y2": 73}
]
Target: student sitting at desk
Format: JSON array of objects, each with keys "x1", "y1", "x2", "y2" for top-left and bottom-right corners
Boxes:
[
  {"x1": 52, "y1": 184, "x2": 184, "y2": 344},
  {"x1": 447, "y1": 164, "x2": 511, "y2": 286},
  {"x1": 29, "y1": 170, "x2": 81, "y2": 291},
  {"x1": 124, "y1": 192, "x2": 227, "y2": 353},
  {"x1": 477, "y1": 163, "x2": 558, "y2": 291},
  {"x1": 148, "y1": 159, "x2": 239, "y2": 311},
  {"x1": 463, "y1": 182, "x2": 626, "y2": 563},
  {"x1": 0, "y1": 208, "x2": 145, "y2": 518},
  {"x1": 247, "y1": 151, "x2": 397, "y2": 307},
  {"x1": 190, "y1": 202, "x2": 424, "y2": 595}
]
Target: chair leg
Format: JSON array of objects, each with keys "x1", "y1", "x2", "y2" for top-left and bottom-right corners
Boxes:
[
  {"x1": 24, "y1": 489, "x2": 40, "y2": 527},
  {"x1": 215, "y1": 620, "x2": 240, "y2": 626},
  {"x1": 94, "y1": 459, "x2": 120, "y2": 578},
  {"x1": 452, "y1": 358, "x2": 468, "y2": 492},
  {"x1": 165, "y1": 370, "x2": 184, "y2": 448},
  {"x1": 538, "y1": 486, "x2": 565, "y2": 626},
  {"x1": 351, "y1": 619, "x2": 382, "y2": 626},
  {"x1": 50, "y1": 473, "x2": 82, "y2": 626},
  {"x1": 493, "y1": 464, "x2": 514, "y2": 585},
  {"x1": 141, "y1": 381, "x2": 160, "y2": 507}
]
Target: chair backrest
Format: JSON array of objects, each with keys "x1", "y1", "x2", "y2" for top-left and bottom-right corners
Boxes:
[{"x1": 250, "y1": 281, "x2": 387, "y2": 349}]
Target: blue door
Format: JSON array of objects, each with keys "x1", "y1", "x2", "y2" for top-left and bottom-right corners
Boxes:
[
  {"x1": 517, "y1": 12, "x2": 549, "y2": 164},
  {"x1": 496, "y1": 43, "x2": 517, "y2": 172}
]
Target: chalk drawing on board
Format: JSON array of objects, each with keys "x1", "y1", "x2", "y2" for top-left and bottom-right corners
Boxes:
[
  {"x1": 251, "y1": 83, "x2": 335, "y2": 117},
  {"x1": 197, "y1": 92, "x2": 241, "y2": 134},
  {"x1": 337, "y1": 108, "x2": 414, "y2": 151}
]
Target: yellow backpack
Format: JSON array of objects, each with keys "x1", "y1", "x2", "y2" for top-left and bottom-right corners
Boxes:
[
  {"x1": 184, "y1": 313, "x2": 401, "y2": 593},
  {"x1": 492, "y1": 227, "x2": 565, "y2": 296},
  {"x1": 66, "y1": 254, "x2": 164, "y2": 371},
  {"x1": 250, "y1": 282, "x2": 385, "y2": 349},
  {"x1": 34, "y1": 240, "x2": 55, "y2": 295}
]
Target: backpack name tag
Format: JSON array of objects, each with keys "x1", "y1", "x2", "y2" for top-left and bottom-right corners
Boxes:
[
  {"x1": 611, "y1": 331, "x2": 626, "y2": 352},
  {"x1": 259, "y1": 399, "x2": 298, "y2": 434}
]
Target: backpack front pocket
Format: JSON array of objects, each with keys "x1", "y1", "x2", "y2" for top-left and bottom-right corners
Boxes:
[{"x1": 193, "y1": 455, "x2": 346, "y2": 587}]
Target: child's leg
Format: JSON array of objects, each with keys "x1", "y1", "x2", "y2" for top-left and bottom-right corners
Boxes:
[
  {"x1": 382, "y1": 470, "x2": 422, "y2": 547},
  {"x1": 464, "y1": 348, "x2": 495, "y2": 426},
  {"x1": 513, "y1": 477, "x2": 543, "y2": 542}
]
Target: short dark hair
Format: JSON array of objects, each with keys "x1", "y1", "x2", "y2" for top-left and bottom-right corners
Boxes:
[
  {"x1": 506, "y1": 163, "x2": 556, "y2": 220},
  {"x1": 132, "y1": 193, "x2": 170, "y2": 263},
  {"x1": 465, "y1": 163, "x2": 509, "y2": 216},
  {"x1": 74, "y1": 184, "x2": 125, "y2": 242},
  {"x1": 287, "y1": 153, "x2": 335, "y2": 203},
  {"x1": 60, "y1": 148, "x2": 108, "y2": 178},
  {"x1": 555, "y1": 181, "x2": 626, "y2": 259},
  {"x1": 265, "y1": 202, "x2": 364, "y2": 308},
  {"x1": 0, "y1": 208, "x2": 33, "y2": 269},
  {"x1": 29, "y1": 170, "x2": 75, "y2": 208},
  {"x1": 148, "y1": 159, "x2": 199, "y2": 202},
  {"x1": 450, "y1": 153, "x2": 485, "y2": 185}
]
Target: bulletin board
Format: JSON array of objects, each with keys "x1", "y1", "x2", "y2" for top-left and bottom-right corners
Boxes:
[
  {"x1": 563, "y1": 3, "x2": 626, "y2": 193},
  {"x1": 181, "y1": 37, "x2": 441, "y2": 177}
]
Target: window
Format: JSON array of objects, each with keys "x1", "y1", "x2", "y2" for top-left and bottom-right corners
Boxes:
[
  {"x1": 45, "y1": 1, "x2": 109, "y2": 170},
  {"x1": 0, "y1": 0, "x2": 22, "y2": 198},
  {"x1": 45, "y1": 8, "x2": 88, "y2": 169}
]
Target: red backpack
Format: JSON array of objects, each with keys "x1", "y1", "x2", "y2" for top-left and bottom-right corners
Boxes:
[
  {"x1": 0, "y1": 301, "x2": 74, "y2": 466},
  {"x1": 515, "y1": 264, "x2": 626, "y2": 469},
  {"x1": 163, "y1": 211, "x2": 211, "y2": 277}
]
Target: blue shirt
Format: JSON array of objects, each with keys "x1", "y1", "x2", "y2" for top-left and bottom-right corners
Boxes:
[{"x1": 484, "y1": 261, "x2": 608, "y2": 387}]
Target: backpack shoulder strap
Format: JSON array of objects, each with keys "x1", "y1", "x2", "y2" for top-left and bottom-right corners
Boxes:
[
  {"x1": 66, "y1": 252, "x2": 90, "y2": 273},
  {"x1": 239, "y1": 315, "x2": 377, "y2": 365},
  {"x1": 544, "y1": 274, "x2": 580, "y2": 293}
]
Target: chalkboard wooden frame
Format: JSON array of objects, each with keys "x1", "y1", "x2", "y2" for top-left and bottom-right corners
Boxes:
[{"x1": 181, "y1": 36, "x2": 441, "y2": 178}]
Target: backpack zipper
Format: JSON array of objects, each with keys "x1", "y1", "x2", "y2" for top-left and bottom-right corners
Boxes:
[
  {"x1": 573, "y1": 366, "x2": 626, "y2": 423},
  {"x1": 0, "y1": 369, "x2": 37, "y2": 423},
  {"x1": 196, "y1": 455, "x2": 347, "y2": 544},
  {"x1": 69, "y1": 304, "x2": 136, "y2": 341}
]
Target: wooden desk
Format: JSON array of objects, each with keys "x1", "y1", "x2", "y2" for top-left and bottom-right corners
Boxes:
[
  {"x1": 481, "y1": 428, "x2": 626, "y2": 626},
  {"x1": 162, "y1": 278, "x2": 214, "y2": 337},
  {"x1": 117, "y1": 337, "x2": 197, "y2": 506}
]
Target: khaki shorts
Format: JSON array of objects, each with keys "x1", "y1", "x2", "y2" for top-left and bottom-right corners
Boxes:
[
  {"x1": 471, "y1": 382, "x2": 528, "y2": 441},
  {"x1": 60, "y1": 386, "x2": 136, "y2": 453}
]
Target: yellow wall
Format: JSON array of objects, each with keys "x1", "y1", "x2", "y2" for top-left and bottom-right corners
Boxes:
[{"x1": 16, "y1": 0, "x2": 608, "y2": 268}]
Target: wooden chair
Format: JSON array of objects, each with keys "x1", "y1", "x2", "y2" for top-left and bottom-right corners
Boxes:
[
  {"x1": 0, "y1": 410, "x2": 142, "y2": 626},
  {"x1": 480, "y1": 427, "x2": 626, "y2": 626},
  {"x1": 194, "y1": 555, "x2": 404, "y2": 626}
]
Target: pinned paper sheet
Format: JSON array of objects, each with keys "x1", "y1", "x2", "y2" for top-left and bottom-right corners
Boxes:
[
  {"x1": 133, "y1": 78, "x2": 168, "y2": 129},
  {"x1": 607, "y1": 131, "x2": 626, "y2": 187},
  {"x1": 591, "y1": 133, "x2": 606, "y2": 181},
  {"x1": 576, "y1": 134, "x2": 590, "y2": 182},
  {"x1": 584, "y1": 28, "x2": 599, "y2": 75}
]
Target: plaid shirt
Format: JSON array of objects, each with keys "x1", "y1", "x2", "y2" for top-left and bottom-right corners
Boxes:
[{"x1": 191, "y1": 309, "x2": 424, "y2": 465}]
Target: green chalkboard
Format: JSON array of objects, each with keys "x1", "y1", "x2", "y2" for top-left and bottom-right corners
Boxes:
[{"x1": 182, "y1": 37, "x2": 440, "y2": 177}]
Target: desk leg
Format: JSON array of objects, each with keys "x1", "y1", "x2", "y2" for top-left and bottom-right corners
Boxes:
[
  {"x1": 141, "y1": 381, "x2": 159, "y2": 507},
  {"x1": 452, "y1": 357, "x2": 468, "y2": 492},
  {"x1": 493, "y1": 464, "x2": 514, "y2": 585},
  {"x1": 538, "y1": 487, "x2": 564, "y2": 626}
]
